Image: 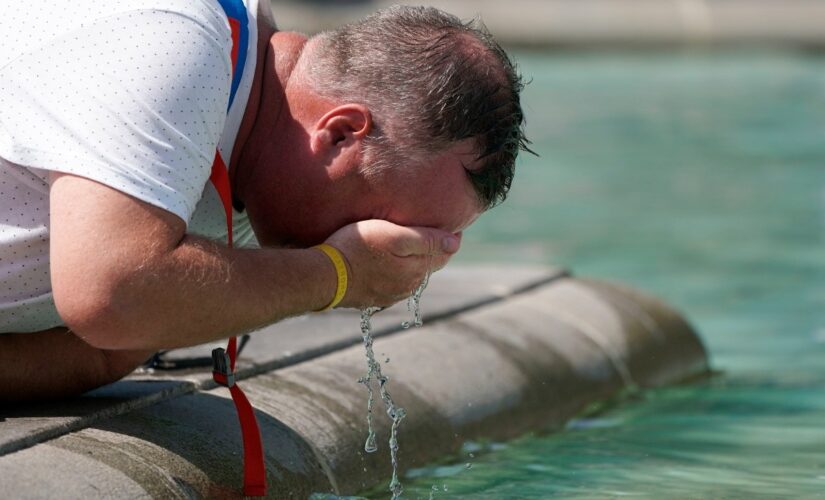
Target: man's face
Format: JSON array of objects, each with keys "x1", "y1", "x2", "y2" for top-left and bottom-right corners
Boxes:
[
  {"x1": 249, "y1": 140, "x2": 484, "y2": 249},
  {"x1": 366, "y1": 141, "x2": 484, "y2": 237}
]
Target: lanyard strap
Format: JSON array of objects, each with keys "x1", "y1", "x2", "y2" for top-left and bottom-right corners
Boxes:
[
  {"x1": 209, "y1": 1, "x2": 266, "y2": 496},
  {"x1": 209, "y1": 153, "x2": 234, "y2": 247}
]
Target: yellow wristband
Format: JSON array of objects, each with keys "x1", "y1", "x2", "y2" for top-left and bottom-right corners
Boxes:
[{"x1": 312, "y1": 243, "x2": 348, "y2": 311}]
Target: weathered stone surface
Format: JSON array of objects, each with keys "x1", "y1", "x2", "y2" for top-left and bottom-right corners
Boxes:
[
  {"x1": 0, "y1": 266, "x2": 708, "y2": 498},
  {"x1": 0, "y1": 265, "x2": 560, "y2": 457},
  {"x1": 270, "y1": 0, "x2": 825, "y2": 48}
]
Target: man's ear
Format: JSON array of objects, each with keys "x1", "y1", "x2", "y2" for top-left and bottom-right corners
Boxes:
[{"x1": 311, "y1": 104, "x2": 372, "y2": 154}]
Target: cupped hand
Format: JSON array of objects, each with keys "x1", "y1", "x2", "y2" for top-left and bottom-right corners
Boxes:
[{"x1": 324, "y1": 219, "x2": 461, "y2": 309}]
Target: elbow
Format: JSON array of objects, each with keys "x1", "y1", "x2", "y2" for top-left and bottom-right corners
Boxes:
[{"x1": 53, "y1": 279, "x2": 140, "y2": 350}]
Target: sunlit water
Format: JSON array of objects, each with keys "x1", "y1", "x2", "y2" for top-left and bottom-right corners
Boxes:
[{"x1": 364, "y1": 50, "x2": 825, "y2": 498}]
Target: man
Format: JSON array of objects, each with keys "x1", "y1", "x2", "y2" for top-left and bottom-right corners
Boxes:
[{"x1": 0, "y1": 1, "x2": 528, "y2": 400}]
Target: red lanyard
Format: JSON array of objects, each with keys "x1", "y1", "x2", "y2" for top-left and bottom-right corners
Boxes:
[
  {"x1": 207, "y1": 6, "x2": 267, "y2": 496},
  {"x1": 208, "y1": 153, "x2": 266, "y2": 497}
]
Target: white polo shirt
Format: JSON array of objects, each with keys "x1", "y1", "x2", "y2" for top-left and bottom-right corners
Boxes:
[{"x1": 0, "y1": 0, "x2": 259, "y2": 333}]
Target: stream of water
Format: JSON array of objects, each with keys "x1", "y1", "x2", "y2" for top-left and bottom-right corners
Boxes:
[{"x1": 358, "y1": 269, "x2": 432, "y2": 499}]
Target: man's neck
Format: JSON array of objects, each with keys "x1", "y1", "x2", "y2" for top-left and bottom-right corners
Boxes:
[{"x1": 230, "y1": 25, "x2": 307, "y2": 208}]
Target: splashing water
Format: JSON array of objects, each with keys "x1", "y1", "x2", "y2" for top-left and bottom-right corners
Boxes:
[
  {"x1": 359, "y1": 307, "x2": 407, "y2": 499},
  {"x1": 358, "y1": 307, "x2": 383, "y2": 455},
  {"x1": 401, "y1": 269, "x2": 431, "y2": 329},
  {"x1": 358, "y1": 267, "x2": 433, "y2": 499}
]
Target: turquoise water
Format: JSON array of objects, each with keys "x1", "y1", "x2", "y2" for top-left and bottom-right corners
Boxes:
[{"x1": 382, "y1": 51, "x2": 825, "y2": 497}]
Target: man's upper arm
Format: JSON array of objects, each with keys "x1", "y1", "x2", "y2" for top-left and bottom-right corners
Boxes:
[
  {"x1": 0, "y1": 7, "x2": 231, "y2": 225},
  {"x1": 49, "y1": 172, "x2": 186, "y2": 334}
]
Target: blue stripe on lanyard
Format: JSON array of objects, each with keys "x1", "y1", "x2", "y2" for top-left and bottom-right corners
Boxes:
[{"x1": 216, "y1": 0, "x2": 249, "y2": 111}]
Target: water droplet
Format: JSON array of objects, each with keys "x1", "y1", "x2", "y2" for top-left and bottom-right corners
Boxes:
[
  {"x1": 469, "y1": 452, "x2": 475, "y2": 458},
  {"x1": 401, "y1": 321, "x2": 411, "y2": 329},
  {"x1": 443, "y1": 484, "x2": 448, "y2": 492},
  {"x1": 465, "y1": 463, "x2": 473, "y2": 470},
  {"x1": 365, "y1": 433, "x2": 377, "y2": 453}
]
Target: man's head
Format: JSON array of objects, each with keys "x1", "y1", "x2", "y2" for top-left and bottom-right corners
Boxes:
[{"x1": 242, "y1": 6, "x2": 529, "y2": 247}]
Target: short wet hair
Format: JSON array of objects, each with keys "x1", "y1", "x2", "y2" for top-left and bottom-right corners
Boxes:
[{"x1": 306, "y1": 5, "x2": 530, "y2": 209}]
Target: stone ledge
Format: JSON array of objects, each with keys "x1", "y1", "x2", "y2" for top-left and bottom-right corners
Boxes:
[
  {"x1": 0, "y1": 265, "x2": 708, "y2": 498},
  {"x1": 270, "y1": 0, "x2": 825, "y2": 48}
]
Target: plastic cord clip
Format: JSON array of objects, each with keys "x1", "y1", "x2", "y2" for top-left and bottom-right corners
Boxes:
[{"x1": 212, "y1": 347, "x2": 235, "y2": 388}]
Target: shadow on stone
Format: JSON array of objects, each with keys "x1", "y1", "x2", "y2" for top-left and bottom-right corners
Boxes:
[{"x1": 76, "y1": 390, "x2": 335, "y2": 498}]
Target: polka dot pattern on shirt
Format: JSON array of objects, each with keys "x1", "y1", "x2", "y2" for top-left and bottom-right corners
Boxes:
[
  {"x1": 0, "y1": 0, "x2": 259, "y2": 333},
  {"x1": 0, "y1": 161, "x2": 60, "y2": 332},
  {"x1": 0, "y1": 3, "x2": 232, "y2": 222}
]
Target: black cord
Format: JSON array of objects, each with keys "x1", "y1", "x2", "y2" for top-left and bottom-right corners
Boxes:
[{"x1": 143, "y1": 334, "x2": 251, "y2": 370}]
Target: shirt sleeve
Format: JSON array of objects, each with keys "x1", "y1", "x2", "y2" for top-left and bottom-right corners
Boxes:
[{"x1": 0, "y1": 7, "x2": 233, "y2": 224}]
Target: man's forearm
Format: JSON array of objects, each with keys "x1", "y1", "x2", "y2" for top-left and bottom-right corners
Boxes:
[
  {"x1": 62, "y1": 235, "x2": 337, "y2": 351},
  {"x1": 49, "y1": 174, "x2": 457, "y2": 351}
]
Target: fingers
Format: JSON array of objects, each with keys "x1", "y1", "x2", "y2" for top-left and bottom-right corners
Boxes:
[
  {"x1": 324, "y1": 220, "x2": 462, "y2": 310},
  {"x1": 428, "y1": 252, "x2": 453, "y2": 272},
  {"x1": 381, "y1": 225, "x2": 461, "y2": 257}
]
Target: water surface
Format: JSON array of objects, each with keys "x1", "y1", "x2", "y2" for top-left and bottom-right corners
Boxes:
[{"x1": 377, "y1": 50, "x2": 825, "y2": 498}]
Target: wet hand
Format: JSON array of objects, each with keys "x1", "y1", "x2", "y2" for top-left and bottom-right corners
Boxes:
[{"x1": 324, "y1": 219, "x2": 460, "y2": 308}]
